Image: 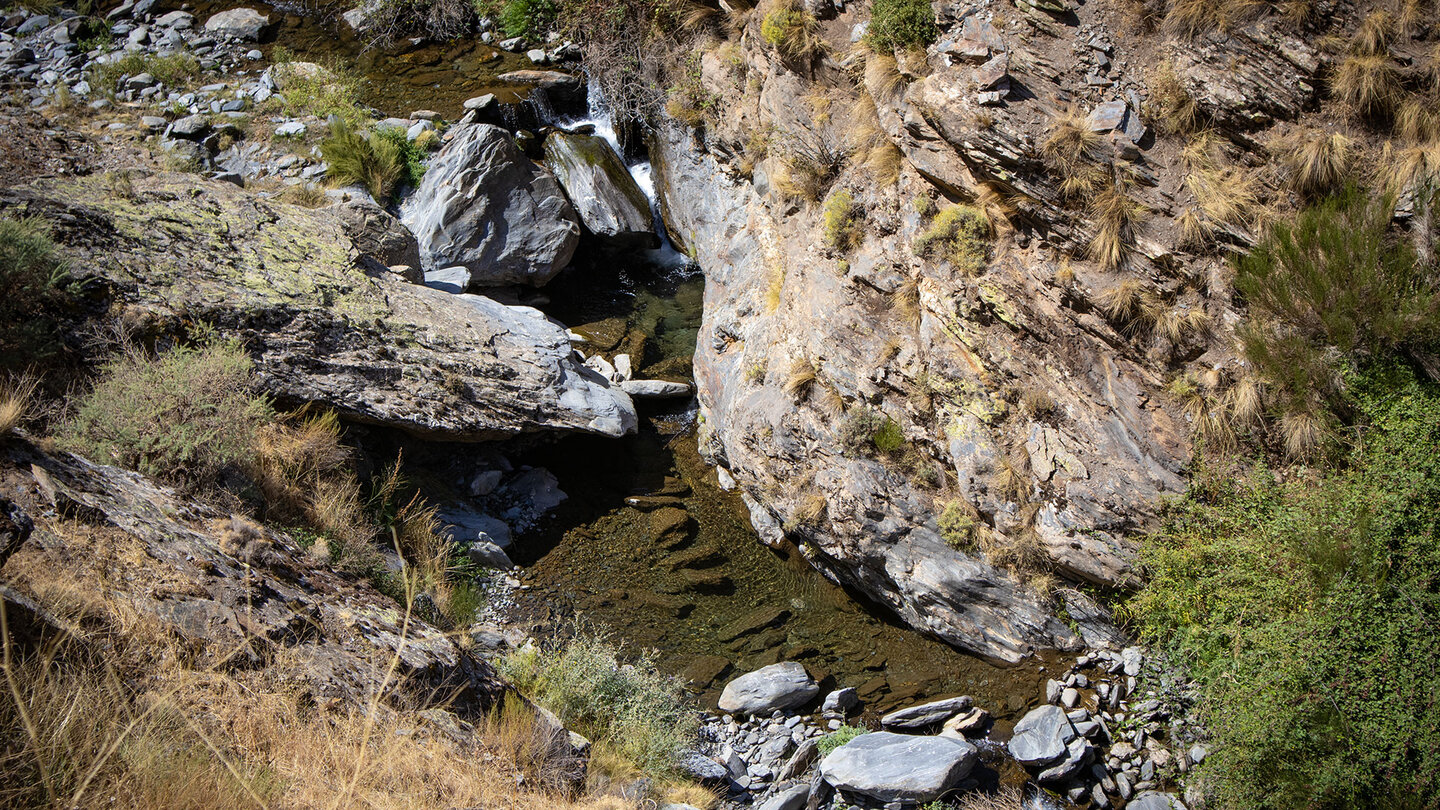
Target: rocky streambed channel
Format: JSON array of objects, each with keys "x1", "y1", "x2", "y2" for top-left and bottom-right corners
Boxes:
[{"x1": 0, "y1": 2, "x2": 1203, "y2": 808}]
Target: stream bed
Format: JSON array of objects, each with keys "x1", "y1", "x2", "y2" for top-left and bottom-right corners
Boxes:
[{"x1": 200, "y1": 0, "x2": 1060, "y2": 725}]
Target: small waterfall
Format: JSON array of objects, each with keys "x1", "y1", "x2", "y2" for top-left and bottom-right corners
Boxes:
[{"x1": 561, "y1": 79, "x2": 695, "y2": 275}]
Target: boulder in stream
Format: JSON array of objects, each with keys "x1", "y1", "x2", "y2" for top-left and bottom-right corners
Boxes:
[
  {"x1": 718, "y1": 662, "x2": 819, "y2": 715},
  {"x1": 401, "y1": 123, "x2": 581, "y2": 287},
  {"x1": 203, "y1": 8, "x2": 269, "y2": 40},
  {"x1": 543, "y1": 131, "x2": 657, "y2": 248},
  {"x1": 819, "y1": 731, "x2": 978, "y2": 803}
]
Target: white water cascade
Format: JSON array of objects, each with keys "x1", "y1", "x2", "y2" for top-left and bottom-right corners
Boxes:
[{"x1": 560, "y1": 79, "x2": 695, "y2": 274}]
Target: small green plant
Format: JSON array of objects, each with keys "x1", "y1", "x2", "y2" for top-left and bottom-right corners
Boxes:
[
  {"x1": 266, "y1": 48, "x2": 368, "y2": 125},
  {"x1": 817, "y1": 724, "x2": 868, "y2": 755},
  {"x1": 938, "y1": 500, "x2": 975, "y2": 550},
  {"x1": 0, "y1": 216, "x2": 68, "y2": 371},
  {"x1": 321, "y1": 120, "x2": 425, "y2": 203},
  {"x1": 864, "y1": 0, "x2": 937, "y2": 51},
  {"x1": 87, "y1": 51, "x2": 201, "y2": 96},
  {"x1": 499, "y1": 632, "x2": 699, "y2": 779},
  {"x1": 63, "y1": 338, "x2": 273, "y2": 492},
  {"x1": 822, "y1": 189, "x2": 862, "y2": 251},
  {"x1": 914, "y1": 204, "x2": 988, "y2": 274},
  {"x1": 871, "y1": 416, "x2": 905, "y2": 454},
  {"x1": 499, "y1": 0, "x2": 557, "y2": 40}
]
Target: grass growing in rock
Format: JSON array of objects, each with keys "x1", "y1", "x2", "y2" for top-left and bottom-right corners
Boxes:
[
  {"x1": 821, "y1": 189, "x2": 861, "y2": 252},
  {"x1": 86, "y1": 51, "x2": 202, "y2": 97},
  {"x1": 914, "y1": 204, "x2": 988, "y2": 274},
  {"x1": 0, "y1": 216, "x2": 68, "y2": 371},
  {"x1": 760, "y1": 1, "x2": 825, "y2": 63},
  {"x1": 321, "y1": 120, "x2": 427, "y2": 203},
  {"x1": 816, "y1": 724, "x2": 867, "y2": 755},
  {"x1": 500, "y1": 633, "x2": 700, "y2": 780}
]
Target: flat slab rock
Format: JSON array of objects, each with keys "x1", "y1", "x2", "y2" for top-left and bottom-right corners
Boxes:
[
  {"x1": 1007, "y1": 704, "x2": 1077, "y2": 766},
  {"x1": 0, "y1": 173, "x2": 635, "y2": 441},
  {"x1": 880, "y1": 694, "x2": 972, "y2": 729},
  {"x1": 718, "y1": 662, "x2": 819, "y2": 715},
  {"x1": 820, "y1": 731, "x2": 978, "y2": 803}
]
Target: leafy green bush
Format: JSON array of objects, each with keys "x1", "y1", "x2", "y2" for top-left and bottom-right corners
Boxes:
[
  {"x1": 0, "y1": 216, "x2": 67, "y2": 371},
  {"x1": 500, "y1": 633, "x2": 698, "y2": 778},
  {"x1": 321, "y1": 120, "x2": 426, "y2": 203},
  {"x1": 822, "y1": 189, "x2": 861, "y2": 251},
  {"x1": 817, "y1": 724, "x2": 868, "y2": 755},
  {"x1": 499, "y1": 0, "x2": 557, "y2": 39},
  {"x1": 63, "y1": 339, "x2": 272, "y2": 491},
  {"x1": 864, "y1": 0, "x2": 937, "y2": 51},
  {"x1": 915, "y1": 204, "x2": 988, "y2": 274},
  {"x1": 1128, "y1": 361, "x2": 1440, "y2": 809},
  {"x1": 938, "y1": 500, "x2": 975, "y2": 550}
]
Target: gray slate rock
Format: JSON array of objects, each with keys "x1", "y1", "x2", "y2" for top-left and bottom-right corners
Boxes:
[
  {"x1": 718, "y1": 662, "x2": 818, "y2": 715},
  {"x1": 203, "y1": 8, "x2": 268, "y2": 40},
  {"x1": 329, "y1": 196, "x2": 422, "y2": 268},
  {"x1": 543, "y1": 131, "x2": 656, "y2": 247},
  {"x1": 880, "y1": 695, "x2": 972, "y2": 730},
  {"x1": 819, "y1": 731, "x2": 978, "y2": 803},
  {"x1": 1129, "y1": 792, "x2": 1185, "y2": 810},
  {"x1": 401, "y1": 123, "x2": 580, "y2": 287},
  {"x1": 822, "y1": 687, "x2": 858, "y2": 716},
  {"x1": 167, "y1": 114, "x2": 209, "y2": 140},
  {"x1": 1008, "y1": 704, "x2": 1076, "y2": 766},
  {"x1": 619, "y1": 379, "x2": 692, "y2": 398},
  {"x1": 757, "y1": 783, "x2": 809, "y2": 810},
  {"x1": 424, "y1": 266, "x2": 472, "y2": 294}
]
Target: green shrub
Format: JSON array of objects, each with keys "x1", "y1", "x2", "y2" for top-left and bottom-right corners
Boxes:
[
  {"x1": 817, "y1": 724, "x2": 868, "y2": 755},
  {"x1": 1128, "y1": 361, "x2": 1440, "y2": 809},
  {"x1": 321, "y1": 120, "x2": 425, "y2": 203},
  {"x1": 63, "y1": 339, "x2": 272, "y2": 491},
  {"x1": 871, "y1": 416, "x2": 905, "y2": 453},
  {"x1": 499, "y1": 633, "x2": 698, "y2": 778},
  {"x1": 837, "y1": 406, "x2": 907, "y2": 456},
  {"x1": 499, "y1": 0, "x2": 557, "y2": 39},
  {"x1": 0, "y1": 216, "x2": 67, "y2": 370},
  {"x1": 915, "y1": 204, "x2": 988, "y2": 274},
  {"x1": 267, "y1": 48, "x2": 368, "y2": 125},
  {"x1": 938, "y1": 500, "x2": 975, "y2": 550},
  {"x1": 87, "y1": 51, "x2": 200, "y2": 96},
  {"x1": 822, "y1": 189, "x2": 862, "y2": 251},
  {"x1": 761, "y1": 2, "x2": 825, "y2": 62},
  {"x1": 864, "y1": 0, "x2": 937, "y2": 52}
]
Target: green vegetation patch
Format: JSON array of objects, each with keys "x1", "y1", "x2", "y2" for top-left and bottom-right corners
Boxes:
[
  {"x1": 500, "y1": 633, "x2": 699, "y2": 778},
  {"x1": 321, "y1": 120, "x2": 427, "y2": 203},
  {"x1": 0, "y1": 215, "x2": 69, "y2": 371},
  {"x1": 62, "y1": 338, "x2": 273, "y2": 491},
  {"x1": 864, "y1": 0, "x2": 937, "y2": 52},
  {"x1": 1128, "y1": 361, "x2": 1440, "y2": 808},
  {"x1": 915, "y1": 204, "x2": 988, "y2": 275},
  {"x1": 817, "y1": 724, "x2": 868, "y2": 755},
  {"x1": 498, "y1": 0, "x2": 558, "y2": 40},
  {"x1": 87, "y1": 51, "x2": 201, "y2": 96},
  {"x1": 822, "y1": 189, "x2": 862, "y2": 252}
]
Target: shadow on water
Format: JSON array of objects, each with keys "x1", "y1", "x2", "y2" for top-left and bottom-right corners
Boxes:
[{"x1": 506, "y1": 256, "x2": 1057, "y2": 721}]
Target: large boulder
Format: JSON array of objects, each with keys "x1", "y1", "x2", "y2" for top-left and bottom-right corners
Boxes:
[
  {"x1": 0, "y1": 173, "x2": 634, "y2": 441},
  {"x1": 203, "y1": 8, "x2": 269, "y2": 40},
  {"x1": 401, "y1": 124, "x2": 581, "y2": 286},
  {"x1": 1007, "y1": 704, "x2": 1076, "y2": 766},
  {"x1": 717, "y1": 662, "x2": 818, "y2": 714},
  {"x1": 328, "y1": 196, "x2": 422, "y2": 269},
  {"x1": 819, "y1": 731, "x2": 978, "y2": 803},
  {"x1": 542, "y1": 131, "x2": 656, "y2": 248}
]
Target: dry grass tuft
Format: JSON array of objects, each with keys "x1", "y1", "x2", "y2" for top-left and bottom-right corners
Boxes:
[
  {"x1": 1396, "y1": 98, "x2": 1440, "y2": 144},
  {"x1": 1087, "y1": 181, "x2": 1147, "y2": 269},
  {"x1": 278, "y1": 183, "x2": 331, "y2": 208},
  {"x1": 1095, "y1": 278, "x2": 1164, "y2": 335},
  {"x1": 890, "y1": 278, "x2": 922, "y2": 328},
  {"x1": 784, "y1": 357, "x2": 818, "y2": 400},
  {"x1": 0, "y1": 375, "x2": 37, "y2": 436},
  {"x1": 863, "y1": 51, "x2": 907, "y2": 101},
  {"x1": 953, "y1": 786, "x2": 1027, "y2": 810},
  {"x1": 991, "y1": 448, "x2": 1033, "y2": 504},
  {"x1": 1275, "y1": 129, "x2": 1352, "y2": 196},
  {"x1": 1350, "y1": 10, "x2": 1395, "y2": 57},
  {"x1": 1183, "y1": 134, "x2": 1263, "y2": 237},
  {"x1": 1042, "y1": 105, "x2": 1104, "y2": 193},
  {"x1": 760, "y1": 0, "x2": 826, "y2": 63},
  {"x1": 1149, "y1": 61, "x2": 1202, "y2": 136},
  {"x1": 1333, "y1": 53, "x2": 1402, "y2": 120},
  {"x1": 1280, "y1": 409, "x2": 1327, "y2": 459},
  {"x1": 1155, "y1": 305, "x2": 1211, "y2": 344}
]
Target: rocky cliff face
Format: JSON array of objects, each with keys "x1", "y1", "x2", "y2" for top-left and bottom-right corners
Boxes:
[
  {"x1": 0, "y1": 171, "x2": 636, "y2": 440},
  {"x1": 648, "y1": 0, "x2": 1325, "y2": 663}
]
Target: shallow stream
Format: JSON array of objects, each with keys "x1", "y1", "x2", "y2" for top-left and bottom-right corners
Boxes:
[{"x1": 210, "y1": 0, "x2": 1057, "y2": 723}]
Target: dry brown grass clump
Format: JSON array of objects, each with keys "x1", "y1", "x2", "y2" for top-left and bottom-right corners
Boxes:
[
  {"x1": 1043, "y1": 105, "x2": 1105, "y2": 198},
  {"x1": 277, "y1": 182, "x2": 331, "y2": 208},
  {"x1": 1274, "y1": 129, "x2": 1352, "y2": 197},
  {"x1": 1087, "y1": 181, "x2": 1147, "y2": 269},
  {"x1": 1149, "y1": 61, "x2": 1203, "y2": 136},
  {"x1": 890, "y1": 278, "x2": 922, "y2": 328},
  {"x1": 783, "y1": 357, "x2": 818, "y2": 400},
  {"x1": 1333, "y1": 53, "x2": 1402, "y2": 120},
  {"x1": 0, "y1": 376, "x2": 36, "y2": 436},
  {"x1": 1095, "y1": 278, "x2": 1164, "y2": 335}
]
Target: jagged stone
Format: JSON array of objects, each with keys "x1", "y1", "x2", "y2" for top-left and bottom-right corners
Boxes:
[
  {"x1": 543, "y1": 131, "x2": 656, "y2": 247},
  {"x1": 819, "y1": 732, "x2": 978, "y2": 803}
]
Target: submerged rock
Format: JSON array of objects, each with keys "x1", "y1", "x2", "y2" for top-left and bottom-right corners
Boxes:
[
  {"x1": 401, "y1": 123, "x2": 581, "y2": 287},
  {"x1": 543, "y1": 131, "x2": 656, "y2": 247},
  {"x1": 819, "y1": 731, "x2": 978, "y2": 803},
  {"x1": 717, "y1": 662, "x2": 818, "y2": 715}
]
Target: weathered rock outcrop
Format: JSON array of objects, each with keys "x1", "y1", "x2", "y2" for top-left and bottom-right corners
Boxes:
[
  {"x1": 0, "y1": 171, "x2": 635, "y2": 440},
  {"x1": 401, "y1": 123, "x2": 581, "y2": 286},
  {"x1": 543, "y1": 131, "x2": 657, "y2": 247},
  {"x1": 640, "y1": 0, "x2": 1322, "y2": 665},
  {"x1": 819, "y1": 731, "x2": 978, "y2": 803}
]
